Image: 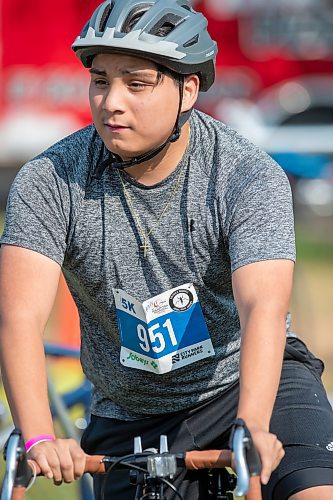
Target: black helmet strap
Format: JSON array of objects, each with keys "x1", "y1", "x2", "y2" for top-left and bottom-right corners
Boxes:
[{"x1": 93, "y1": 76, "x2": 191, "y2": 179}]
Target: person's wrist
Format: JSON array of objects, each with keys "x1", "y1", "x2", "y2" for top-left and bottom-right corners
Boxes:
[
  {"x1": 25, "y1": 434, "x2": 56, "y2": 453},
  {"x1": 236, "y1": 414, "x2": 270, "y2": 432}
]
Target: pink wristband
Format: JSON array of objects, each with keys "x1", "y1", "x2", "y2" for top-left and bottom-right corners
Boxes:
[{"x1": 25, "y1": 434, "x2": 55, "y2": 453}]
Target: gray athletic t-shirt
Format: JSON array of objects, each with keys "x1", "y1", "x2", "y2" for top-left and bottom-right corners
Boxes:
[{"x1": 1, "y1": 110, "x2": 296, "y2": 420}]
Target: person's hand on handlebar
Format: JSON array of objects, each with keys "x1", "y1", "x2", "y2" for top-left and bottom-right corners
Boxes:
[
  {"x1": 248, "y1": 425, "x2": 285, "y2": 485},
  {"x1": 27, "y1": 438, "x2": 86, "y2": 485}
]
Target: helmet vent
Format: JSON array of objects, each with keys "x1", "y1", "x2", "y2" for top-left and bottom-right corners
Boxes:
[
  {"x1": 149, "y1": 14, "x2": 184, "y2": 37},
  {"x1": 99, "y1": 3, "x2": 114, "y2": 33},
  {"x1": 183, "y1": 34, "x2": 199, "y2": 48},
  {"x1": 122, "y1": 4, "x2": 153, "y2": 34}
]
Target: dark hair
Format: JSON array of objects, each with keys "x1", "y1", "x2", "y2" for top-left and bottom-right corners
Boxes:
[{"x1": 155, "y1": 64, "x2": 181, "y2": 86}]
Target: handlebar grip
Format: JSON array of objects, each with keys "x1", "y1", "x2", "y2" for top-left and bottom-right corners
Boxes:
[
  {"x1": 184, "y1": 450, "x2": 232, "y2": 470},
  {"x1": 27, "y1": 454, "x2": 107, "y2": 477}
]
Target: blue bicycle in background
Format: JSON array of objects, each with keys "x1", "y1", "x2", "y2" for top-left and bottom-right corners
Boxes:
[{"x1": 0, "y1": 342, "x2": 93, "y2": 500}]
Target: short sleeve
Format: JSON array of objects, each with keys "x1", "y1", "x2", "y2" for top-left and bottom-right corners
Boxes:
[
  {"x1": 0, "y1": 158, "x2": 71, "y2": 266},
  {"x1": 227, "y1": 164, "x2": 296, "y2": 272}
]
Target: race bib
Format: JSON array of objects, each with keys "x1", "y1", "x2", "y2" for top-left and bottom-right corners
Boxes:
[{"x1": 113, "y1": 283, "x2": 215, "y2": 375}]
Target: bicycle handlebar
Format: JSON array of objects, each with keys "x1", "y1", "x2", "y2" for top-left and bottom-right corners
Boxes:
[
  {"x1": 1, "y1": 424, "x2": 262, "y2": 500},
  {"x1": 26, "y1": 449, "x2": 233, "y2": 477},
  {"x1": 2, "y1": 450, "x2": 236, "y2": 500}
]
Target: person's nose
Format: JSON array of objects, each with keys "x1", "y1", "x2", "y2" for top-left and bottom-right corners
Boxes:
[{"x1": 102, "y1": 81, "x2": 125, "y2": 114}]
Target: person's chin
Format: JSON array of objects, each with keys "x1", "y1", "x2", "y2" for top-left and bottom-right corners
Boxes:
[{"x1": 102, "y1": 141, "x2": 139, "y2": 160}]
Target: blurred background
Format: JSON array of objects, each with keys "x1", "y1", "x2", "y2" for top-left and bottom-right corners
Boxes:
[{"x1": 0, "y1": 0, "x2": 332, "y2": 496}]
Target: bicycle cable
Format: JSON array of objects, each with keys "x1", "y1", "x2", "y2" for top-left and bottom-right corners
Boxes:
[
  {"x1": 25, "y1": 460, "x2": 37, "y2": 491},
  {"x1": 100, "y1": 452, "x2": 183, "y2": 500},
  {"x1": 101, "y1": 453, "x2": 150, "y2": 500}
]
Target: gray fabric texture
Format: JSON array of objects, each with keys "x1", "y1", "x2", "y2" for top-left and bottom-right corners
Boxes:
[{"x1": 0, "y1": 110, "x2": 296, "y2": 420}]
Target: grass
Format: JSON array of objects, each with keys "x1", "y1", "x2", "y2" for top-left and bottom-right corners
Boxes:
[
  {"x1": 296, "y1": 228, "x2": 333, "y2": 262},
  {"x1": 292, "y1": 221, "x2": 333, "y2": 394}
]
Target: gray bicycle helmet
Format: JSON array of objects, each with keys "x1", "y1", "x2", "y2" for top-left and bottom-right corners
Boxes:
[{"x1": 72, "y1": 0, "x2": 217, "y2": 92}]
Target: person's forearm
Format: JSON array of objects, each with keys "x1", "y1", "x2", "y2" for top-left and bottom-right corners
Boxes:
[
  {"x1": 236, "y1": 309, "x2": 286, "y2": 431},
  {"x1": 0, "y1": 322, "x2": 55, "y2": 441}
]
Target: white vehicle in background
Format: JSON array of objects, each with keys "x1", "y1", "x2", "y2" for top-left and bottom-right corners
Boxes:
[
  {"x1": 193, "y1": 0, "x2": 333, "y2": 217},
  {"x1": 215, "y1": 75, "x2": 333, "y2": 216}
]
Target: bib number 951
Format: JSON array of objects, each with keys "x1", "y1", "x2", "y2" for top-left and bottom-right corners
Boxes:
[{"x1": 137, "y1": 319, "x2": 177, "y2": 354}]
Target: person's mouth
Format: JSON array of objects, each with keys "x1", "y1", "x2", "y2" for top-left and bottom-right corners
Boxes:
[{"x1": 105, "y1": 123, "x2": 129, "y2": 132}]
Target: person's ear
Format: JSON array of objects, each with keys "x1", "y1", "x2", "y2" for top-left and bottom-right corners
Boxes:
[{"x1": 181, "y1": 74, "x2": 200, "y2": 112}]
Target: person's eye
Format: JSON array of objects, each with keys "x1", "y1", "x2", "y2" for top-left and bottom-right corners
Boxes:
[
  {"x1": 93, "y1": 78, "x2": 108, "y2": 87},
  {"x1": 129, "y1": 81, "x2": 148, "y2": 90}
]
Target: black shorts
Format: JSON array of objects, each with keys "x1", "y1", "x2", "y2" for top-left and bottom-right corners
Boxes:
[{"x1": 81, "y1": 337, "x2": 333, "y2": 499}]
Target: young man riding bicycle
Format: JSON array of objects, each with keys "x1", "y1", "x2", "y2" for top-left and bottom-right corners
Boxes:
[{"x1": 1, "y1": 1, "x2": 333, "y2": 498}]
